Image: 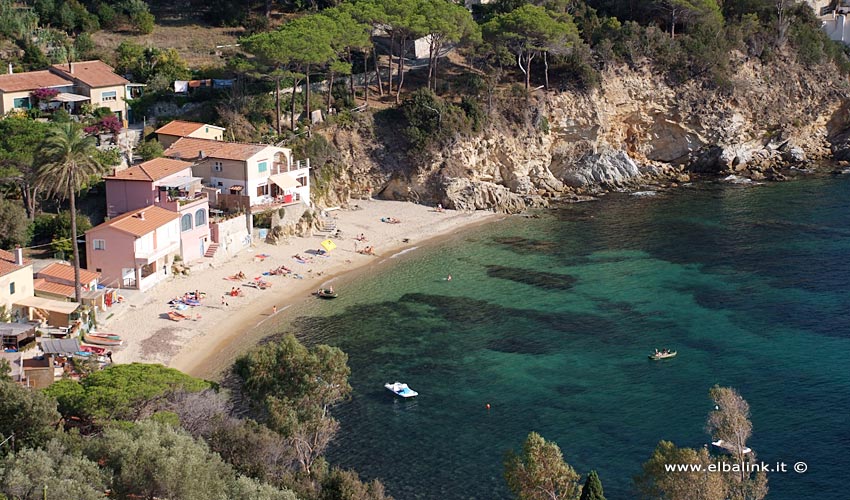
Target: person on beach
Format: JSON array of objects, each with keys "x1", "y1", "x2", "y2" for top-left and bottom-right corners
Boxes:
[{"x1": 273, "y1": 305, "x2": 277, "y2": 314}]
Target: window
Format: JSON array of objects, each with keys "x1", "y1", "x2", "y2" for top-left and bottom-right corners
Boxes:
[
  {"x1": 101, "y1": 90, "x2": 117, "y2": 102},
  {"x1": 297, "y1": 176, "x2": 307, "y2": 186},
  {"x1": 258, "y1": 161, "x2": 268, "y2": 173},
  {"x1": 93, "y1": 239, "x2": 106, "y2": 250},
  {"x1": 205, "y1": 127, "x2": 209, "y2": 133},
  {"x1": 257, "y1": 184, "x2": 269, "y2": 197},
  {"x1": 217, "y1": 181, "x2": 223, "y2": 186},
  {"x1": 9, "y1": 282, "x2": 15, "y2": 295},
  {"x1": 213, "y1": 161, "x2": 223, "y2": 172},
  {"x1": 13, "y1": 97, "x2": 31, "y2": 109},
  {"x1": 181, "y1": 214, "x2": 193, "y2": 232},
  {"x1": 195, "y1": 209, "x2": 206, "y2": 227},
  {"x1": 96, "y1": 268, "x2": 102, "y2": 273}
]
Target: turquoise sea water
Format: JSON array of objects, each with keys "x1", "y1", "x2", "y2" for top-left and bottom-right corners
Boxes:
[{"x1": 277, "y1": 176, "x2": 850, "y2": 499}]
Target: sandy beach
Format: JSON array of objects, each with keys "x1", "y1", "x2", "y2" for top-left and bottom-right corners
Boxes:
[{"x1": 102, "y1": 200, "x2": 496, "y2": 378}]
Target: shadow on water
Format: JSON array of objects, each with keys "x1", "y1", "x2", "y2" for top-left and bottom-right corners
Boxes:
[{"x1": 485, "y1": 265, "x2": 577, "y2": 290}]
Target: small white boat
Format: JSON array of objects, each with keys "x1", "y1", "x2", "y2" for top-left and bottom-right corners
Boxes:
[
  {"x1": 385, "y1": 381, "x2": 418, "y2": 398},
  {"x1": 711, "y1": 439, "x2": 752, "y2": 455}
]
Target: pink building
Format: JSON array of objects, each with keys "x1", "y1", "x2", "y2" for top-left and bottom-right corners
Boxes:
[
  {"x1": 85, "y1": 206, "x2": 180, "y2": 291},
  {"x1": 105, "y1": 158, "x2": 211, "y2": 263}
]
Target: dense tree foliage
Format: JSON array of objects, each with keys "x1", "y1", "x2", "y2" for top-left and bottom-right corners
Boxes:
[
  {"x1": 579, "y1": 470, "x2": 606, "y2": 500},
  {"x1": 503, "y1": 431, "x2": 581, "y2": 500},
  {"x1": 234, "y1": 334, "x2": 351, "y2": 474},
  {"x1": 0, "y1": 379, "x2": 60, "y2": 455},
  {"x1": 0, "y1": 440, "x2": 108, "y2": 500},
  {"x1": 44, "y1": 363, "x2": 210, "y2": 424},
  {"x1": 0, "y1": 199, "x2": 29, "y2": 248}
]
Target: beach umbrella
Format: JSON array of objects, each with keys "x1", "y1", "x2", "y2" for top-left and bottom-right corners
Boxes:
[{"x1": 321, "y1": 239, "x2": 337, "y2": 253}]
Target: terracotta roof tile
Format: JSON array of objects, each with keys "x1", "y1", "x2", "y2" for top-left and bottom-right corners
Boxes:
[
  {"x1": 0, "y1": 70, "x2": 72, "y2": 92},
  {"x1": 164, "y1": 137, "x2": 270, "y2": 162},
  {"x1": 33, "y1": 278, "x2": 75, "y2": 298},
  {"x1": 50, "y1": 60, "x2": 129, "y2": 88},
  {"x1": 155, "y1": 120, "x2": 206, "y2": 137},
  {"x1": 37, "y1": 262, "x2": 100, "y2": 284},
  {"x1": 106, "y1": 158, "x2": 194, "y2": 182},
  {"x1": 89, "y1": 205, "x2": 179, "y2": 238},
  {"x1": 0, "y1": 249, "x2": 29, "y2": 277}
]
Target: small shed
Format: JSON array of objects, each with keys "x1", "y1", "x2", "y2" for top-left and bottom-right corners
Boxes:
[{"x1": 0, "y1": 322, "x2": 37, "y2": 349}]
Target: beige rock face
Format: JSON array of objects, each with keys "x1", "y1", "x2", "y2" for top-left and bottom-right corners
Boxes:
[{"x1": 315, "y1": 58, "x2": 849, "y2": 211}]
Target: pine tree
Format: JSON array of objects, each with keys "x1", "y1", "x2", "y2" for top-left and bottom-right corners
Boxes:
[{"x1": 579, "y1": 470, "x2": 606, "y2": 500}]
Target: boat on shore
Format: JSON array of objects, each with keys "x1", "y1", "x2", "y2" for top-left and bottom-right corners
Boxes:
[
  {"x1": 316, "y1": 288, "x2": 338, "y2": 299},
  {"x1": 83, "y1": 333, "x2": 122, "y2": 347},
  {"x1": 385, "y1": 382, "x2": 418, "y2": 398},
  {"x1": 711, "y1": 439, "x2": 752, "y2": 455},
  {"x1": 648, "y1": 349, "x2": 677, "y2": 360}
]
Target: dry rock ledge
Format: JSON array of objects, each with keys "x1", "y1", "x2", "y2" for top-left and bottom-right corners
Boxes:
[{"x1": 317, "y1": 60, "x2": 850, "y2": 213}]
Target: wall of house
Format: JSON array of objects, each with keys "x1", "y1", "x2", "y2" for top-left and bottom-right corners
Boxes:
[
  {"x1": 0, "y1": 90, "x2": 33, "y2": 115},
  {"x1": 188, "y1": 126, "x2": 225, "y2": 141},
  {"x1": 178, "y1": 199, "x2": 211, "y2": 263},
  {"x1": 210, "y1": 214, "x2": 251, "y2": 258},
  {"x1": 158, "y1": 134, "x2": 182, "y2": 149},
  {"x1": 0, "y1": 266, "x2": 35, "y2": 319},
  {"x1": 86, "y1": 84, "x2": 128, "y2": 121},
  {"x1": 86, "y1": 227, "x2": 136, "y2": 288},
  {"x1": 106, "y1": 180, "x2": 156, "y2": 218},
  {"x1": 193, "y1": 157, "x2": 246, "y2": 188}
]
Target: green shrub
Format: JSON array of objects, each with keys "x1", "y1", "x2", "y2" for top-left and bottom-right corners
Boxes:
[{"x1": 136, "y1": 139, "x2": 164, "y2": 161}]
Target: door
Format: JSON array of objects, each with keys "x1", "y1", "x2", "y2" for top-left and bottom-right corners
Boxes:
[{"x1": 199, "y1": 239, "x2": 205, "y2": 257}]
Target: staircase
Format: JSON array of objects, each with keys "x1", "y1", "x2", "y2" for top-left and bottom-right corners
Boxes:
[
  {"x1": 318, "y1": 215, "x2": 337, "y2": 233},
  {"x1": 204, "y1": 243, "x2": 220, "y2": 258}
]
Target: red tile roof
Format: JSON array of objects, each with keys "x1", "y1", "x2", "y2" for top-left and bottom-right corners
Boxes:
[
  {"x1": 106, "y1": 158, "x2": 194, "y2": 182},
  {"x1": 0, "y1": 70, "x2": 72, "y2": 92},
  {"x1": 155, "y1": 120, "x2": 206, "y2": 137},
  {"x1": 37, "y1": 262, "x2": 100, "y2": 284},
  {"x1": 33, "y1": 278, "x2": 75, "y2": 298},
  {"x1": 89, "y1": 205, "x2": 178, "y2": 238},
  {"x1": 0, "y1": 249, "x2": 29, "y2": 277},
  {"x1": 164, "y1": 137, "x2": 269, "y2": 162},
  {"x1": 50, "y1": 60, "x2": 129, "y2": 88}
]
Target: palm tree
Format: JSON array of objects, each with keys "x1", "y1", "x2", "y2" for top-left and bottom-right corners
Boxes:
[{"x1": 36, "y1": 123, "x2": 104, "y2": 302}]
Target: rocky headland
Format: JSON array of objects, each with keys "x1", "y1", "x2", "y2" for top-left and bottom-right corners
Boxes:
[{"x1": 314, "y1": 56, "x2": 850, "y2": 213}]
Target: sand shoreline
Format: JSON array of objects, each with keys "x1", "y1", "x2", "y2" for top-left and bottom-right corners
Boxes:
[{"x1": 104, "y1": 200, "x2": 498, "y2": 379}]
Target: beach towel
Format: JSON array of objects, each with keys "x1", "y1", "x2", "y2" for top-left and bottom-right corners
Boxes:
[{"x1": 294, "y1": 259, "x2": 307, "y2": 264}]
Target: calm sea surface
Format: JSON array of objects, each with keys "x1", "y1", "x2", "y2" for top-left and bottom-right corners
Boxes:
[{"x1": 275, "y1": 176, "x2": 850, "y2": 499}]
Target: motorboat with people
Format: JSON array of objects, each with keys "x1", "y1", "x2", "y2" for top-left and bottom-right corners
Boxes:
[
  {"x1": 316, "y1": 288, "x2": 338, "y2": 299},
  {"x1": 385, "y1": 382, "x2": 418, "y2": 398},
  {"x1": 648, "y1": 348, "x2": 677, "y2": 360},
  {"x1": 711, "y1": 439, "x2": 752, "y2": 455}
]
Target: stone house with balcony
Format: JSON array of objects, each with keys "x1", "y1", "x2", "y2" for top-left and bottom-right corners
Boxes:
[
  {"x1": 104, "y1": 157, "x2": 211, "y2": 263},
  {"x1": 155, "y1": 120, "x2": 226, "y2": 148},
  {"x1": 0, "y1": 60, "x2": 131, "y2": 121},
  {"x1": 85, "y1": 206, "x2": 180, "y2": 291},
  {"x1": 163, "y1": 137, "x2": 310, "y2": 209}
]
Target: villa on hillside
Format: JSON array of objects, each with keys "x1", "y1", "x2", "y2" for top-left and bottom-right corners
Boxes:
[
  {"x1": 155, "y1": 120, "x2": 226, "y2": 148},
  {"x1": 0, "y1": 60, "x2": 134, "y2": 121},
  {"x1": 163, "y1": 137, "x2": 310, "y2": 210},
  {"x1": 104, "y1": 157, "x2": 211, "y2": 263},
  {"x1": 85, "y1": 206, "x2": 180, "y2": 291}
]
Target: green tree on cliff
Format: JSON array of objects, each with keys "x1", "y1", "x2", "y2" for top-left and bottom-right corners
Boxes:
[{"x1": 579, "y1": 470, "x2": 606, "y2": 500}]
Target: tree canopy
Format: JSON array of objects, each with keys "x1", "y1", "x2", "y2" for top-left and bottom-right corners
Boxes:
[
  {"x1": 44, "y1": 363, "x2": 210, "y2": 424},
  {"x1": 504, "y1": 431, "x2": 581, "y2": 500}
]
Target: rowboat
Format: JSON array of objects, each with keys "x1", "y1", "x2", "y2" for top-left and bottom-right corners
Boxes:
[
  {"x1": 83, "y1": 333, "x2": 122, "y2": 347},
  {"x1": 316, "y1": 288, "x2": 338, "y2": 299},
  {"x1": 385, "y1": 382, "x2": 418, "y2": 398},
  {"x1": 648, "y1": 350, "x2": 677, "y2": 360}
]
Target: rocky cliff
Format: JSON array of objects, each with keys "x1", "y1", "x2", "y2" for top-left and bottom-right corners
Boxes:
[{"x1": 316, "y1": 55, "x2": 850, "y2": 213}]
